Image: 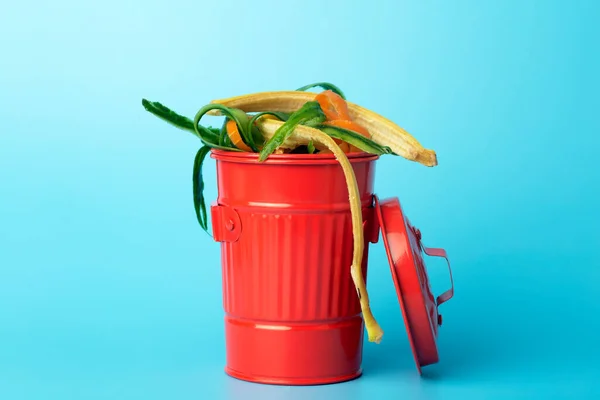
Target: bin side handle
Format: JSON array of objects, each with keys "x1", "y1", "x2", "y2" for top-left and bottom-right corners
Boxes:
[
  {"x1": 365, "y1": 196, "x2": 380, "y2": 244},
  {"x1": 211, "y1": 203, "x2": 242, "y2": 243}
]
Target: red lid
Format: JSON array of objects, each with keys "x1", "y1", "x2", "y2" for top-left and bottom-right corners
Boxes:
[{"x1": 374, "y1": 196, "x2": 454, "y2": 374}]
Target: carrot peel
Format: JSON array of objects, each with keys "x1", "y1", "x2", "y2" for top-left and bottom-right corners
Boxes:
[
  {"x1": 322, "y1": 119, "x2": 370, "y2": 138},
  {"x1": 226, "y1": 120, "x2": 252, "y2": 152},
  {"x1": 315, "y1": 90, "x2": 351, "y2": 121}
]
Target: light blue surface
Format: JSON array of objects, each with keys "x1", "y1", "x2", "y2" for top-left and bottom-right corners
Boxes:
[{"x1": 1, "y1": 1, "x2": 599, "y2": 399}]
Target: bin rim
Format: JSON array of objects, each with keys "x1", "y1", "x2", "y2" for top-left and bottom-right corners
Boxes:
[{"x1": 210, "y1": 149, "x2": 380, "y2": 165}]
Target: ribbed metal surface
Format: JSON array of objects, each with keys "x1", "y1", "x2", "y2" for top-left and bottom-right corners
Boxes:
[{"x1": 222, "y1": 211, "x2": 369, "y2": 322}]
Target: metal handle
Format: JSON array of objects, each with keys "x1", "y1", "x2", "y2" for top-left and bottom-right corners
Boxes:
[
  {"x1": 211, "y1": 203, "x2": 242, "y2": 243},
  {"x1": 422, "y1": 246, "x2": 454, "y2": 306}
]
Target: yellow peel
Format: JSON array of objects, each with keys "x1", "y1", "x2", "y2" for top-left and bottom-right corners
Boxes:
[
  {"x1": 256, "y1": 118, "x2": 384, "y2": 344},
  {"x1": 346, "y1": 102, "x2": 437, "y2": 167},
  {"x1": 210, "y1": 91, "x2": 437, "y2": 167}
]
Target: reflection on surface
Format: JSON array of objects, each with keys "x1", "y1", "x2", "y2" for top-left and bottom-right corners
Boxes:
[
  {"x1": 223, "y1": 373, "x2": 427, "y2": 400},
  {"x1": 224, "y1": 377, "x2": 361, "y2": 400}
]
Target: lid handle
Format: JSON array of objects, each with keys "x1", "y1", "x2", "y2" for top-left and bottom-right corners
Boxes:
[{"x1": 422, "y1": 246, "x2": 454, "y2": 306}]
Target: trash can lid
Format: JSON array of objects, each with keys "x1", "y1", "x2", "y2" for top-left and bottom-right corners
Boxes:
[{"x1": 374, "y1": 196, "x2": 454, "y2": 375}]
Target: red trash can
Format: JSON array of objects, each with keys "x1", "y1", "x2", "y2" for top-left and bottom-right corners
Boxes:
[
  {"x1": 210, "y1": 150, "x2": 378, "y2": 385},
  {"x1": 209, "y1": 149, "x2": 454, "y2": 385}
]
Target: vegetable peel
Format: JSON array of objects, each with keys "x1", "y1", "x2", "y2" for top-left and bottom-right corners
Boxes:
[{"x1": 207, "y1": 91, "x2": 438, "y2": 167}]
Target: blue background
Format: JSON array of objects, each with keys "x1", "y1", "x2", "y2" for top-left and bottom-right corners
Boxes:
[{"x1": 1, "y1": 0, "x2": 598, "y2": 398}]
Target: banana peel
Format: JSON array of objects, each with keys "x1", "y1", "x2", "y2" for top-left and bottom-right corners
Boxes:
[
  {"x1": 256, "y1": 118, "x2": 384, "y2": 344},
  {"x1": 208, "y1": 91, "x2": 438, "y2": 167}
]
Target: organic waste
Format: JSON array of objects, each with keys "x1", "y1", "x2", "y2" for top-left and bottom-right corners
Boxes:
[{"x1": 141, "y1": 82, "x2": 438, "y2": 345}]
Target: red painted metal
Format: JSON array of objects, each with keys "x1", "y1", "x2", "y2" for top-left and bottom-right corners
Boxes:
[
  {"x1": 374, "y1": 196, "x2": 454, "y2": 374},
  {"x1": 210, "y1": 150, "x2": 379, "y2": 385}
]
